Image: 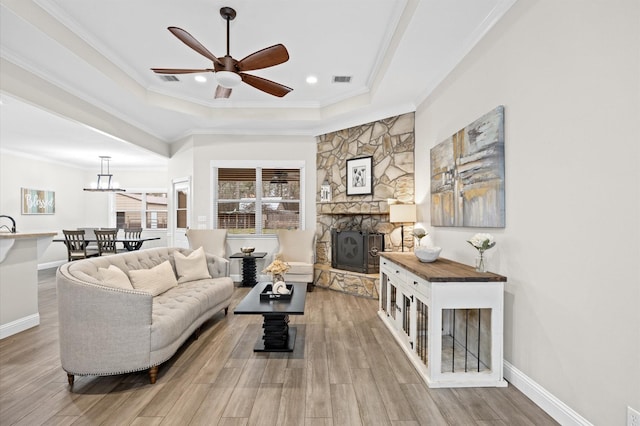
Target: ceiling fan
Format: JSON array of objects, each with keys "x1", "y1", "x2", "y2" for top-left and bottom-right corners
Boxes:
[{"x1": 151, "y1": 6, "x2": 292, "y2": 99}]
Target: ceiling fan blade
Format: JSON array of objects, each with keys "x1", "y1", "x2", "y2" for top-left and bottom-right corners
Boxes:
[
  {"x1": 240, "y1": 73, "x2": 292, "y2": 98},
  {"x1": 215, "y1": 85, "x2": 232, "y2": 99},
  {"x1": 168, "y1": 27, "x2": 221, "y2": 65},
  {"x1": 237, "y1": 44, "x2": 290, "y2": 72},
  {"x1": 151, "y1": 68, "x2": 214, "y2": 74}
]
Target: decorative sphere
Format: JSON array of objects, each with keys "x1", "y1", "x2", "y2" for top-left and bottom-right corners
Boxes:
[{"x1": 414, "y1": 246, "x2": 441, "y2": 263}]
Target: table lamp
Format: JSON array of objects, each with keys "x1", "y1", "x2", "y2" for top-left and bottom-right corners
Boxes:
[{"x1": 389, "y1": 204, "x2": 417, "y2": 252}]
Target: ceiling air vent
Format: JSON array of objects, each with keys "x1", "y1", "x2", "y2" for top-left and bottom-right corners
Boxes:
[
  {"x1": 332, "y1": 75, "x2": 352, "y2": 83},
  {"x1": 158, "y1": 75, "x2": 180, "y2": 82}
]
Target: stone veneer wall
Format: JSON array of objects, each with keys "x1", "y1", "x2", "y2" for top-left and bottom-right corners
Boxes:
[{"x1": 314, "y1": 112, "x2": 415, "y2": 297}]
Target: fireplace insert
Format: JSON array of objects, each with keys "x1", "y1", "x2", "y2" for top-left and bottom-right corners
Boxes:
[{"x1": 331, "y1": 229, "x2": 384, "y2": 274}]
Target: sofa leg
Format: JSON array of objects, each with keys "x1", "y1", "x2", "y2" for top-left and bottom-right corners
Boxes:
[
  {"x1": 307, "y1": 282, "x2": 314, "y2": 292},
  {"x1": 67, "y1": 373, "x2": 74, "y2": 387},
  {"x1": 224, "y1": 307, "x2": 229, "y2": 315},
  {"x1": 194, "y1": 326, "x2": 201, "y2": 340},
  {"x1": 149, "y1": 366, "x2": 159, "y2": 384}
]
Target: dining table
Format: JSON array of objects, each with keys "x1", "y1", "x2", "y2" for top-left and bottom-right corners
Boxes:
[{"x1": 53, "y1": 236, "x2": 161, "y2": 251}]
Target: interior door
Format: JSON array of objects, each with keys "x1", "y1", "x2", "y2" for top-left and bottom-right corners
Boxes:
[{"x1": 173, "y1": 177, "x2": 190, "y2": 248}]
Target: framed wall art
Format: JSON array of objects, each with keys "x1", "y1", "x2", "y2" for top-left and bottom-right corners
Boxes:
[
  {"x1": 346, "y1": 156, "x2": 373, "y2": 196},
  {"x1": 430, "y1": 105, "x2": 505, "y2": 227},
  {"x1": 21, "y1": 188, "x2": 55, "y2": 215}
]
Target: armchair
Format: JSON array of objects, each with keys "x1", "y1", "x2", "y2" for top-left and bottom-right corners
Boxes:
[
  {"x1": 186, "y1": 229, "x2": 227, "y2": 258},
  {"x1": 275, "y1": 229, "x2": 316, "y2": 289}
]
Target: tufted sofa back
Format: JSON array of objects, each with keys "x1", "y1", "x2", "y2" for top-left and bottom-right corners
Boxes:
[{"x1": 62, "y1": 247, "x2": 229, "y2": 285}]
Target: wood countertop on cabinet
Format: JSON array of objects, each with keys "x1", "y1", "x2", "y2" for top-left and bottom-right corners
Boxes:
[{"x1": 380, "y1": 252, "x2": 507, "y2": 282}]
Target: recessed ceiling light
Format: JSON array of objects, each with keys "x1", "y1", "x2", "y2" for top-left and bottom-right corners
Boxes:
[
  {"x1": 194, "y1": 75, "x2": 207, "y2": 83},
  {"x1": 306, "y1": 75, "x2": 318, "y2": 85}
]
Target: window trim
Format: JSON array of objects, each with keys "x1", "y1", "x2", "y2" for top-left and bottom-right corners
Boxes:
[{"x1": 211, "y1": 160, "x2": 306, "y2": 237}]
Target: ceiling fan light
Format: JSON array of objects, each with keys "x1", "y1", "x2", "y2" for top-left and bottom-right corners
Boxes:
[{"x1": 216, "y1": 71, "x2": 241, "y2": 88}]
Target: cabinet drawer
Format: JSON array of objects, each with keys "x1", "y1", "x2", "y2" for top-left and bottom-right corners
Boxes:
[
  {"x1": 380, "y1": 259, "x2": 407, "y2": 284},
  {"x1": 407, "y1": 270, "x2": 431, "y2": 300}
]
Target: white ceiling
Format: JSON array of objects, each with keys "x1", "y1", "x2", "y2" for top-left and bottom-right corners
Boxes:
[{"x1": 0, "y1": 0, "x2": 517, "y2": 169}]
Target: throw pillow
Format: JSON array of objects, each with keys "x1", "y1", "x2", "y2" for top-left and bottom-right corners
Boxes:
[
  {"x1": 98, "y1": 265, "x2": 133, "y2": 290},
  {"x1": 128, "y1": 260, "x2": 178, "y2": 296},
  {"x1": 173, "y1": 247, "x2": 212, "y2": 284}
]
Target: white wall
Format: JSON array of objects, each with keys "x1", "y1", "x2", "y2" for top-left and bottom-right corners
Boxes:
[
  {"x1": 168, "y1": 134, "x2": 317, "y2": 277},
  {"x1": 415, "y1": 1, "x2": 639, "y2": 424},
  {"x1": 0, "y1": 152, "x2": 169, "y2": 266}
]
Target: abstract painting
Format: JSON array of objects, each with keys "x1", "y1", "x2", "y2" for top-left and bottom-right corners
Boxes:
[{"x1": 430, "y1": 106, "x2": 505, "y2": 227}]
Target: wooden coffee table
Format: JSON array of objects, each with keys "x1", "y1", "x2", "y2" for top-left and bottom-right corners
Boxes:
[{"x1": 233, "y1": 282, "x2": 307, "y2": 352}]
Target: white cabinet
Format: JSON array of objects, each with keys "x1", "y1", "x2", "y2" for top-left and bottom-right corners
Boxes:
[{"x1": 379, "y1": 253, "x2": 507, "y2": 388}]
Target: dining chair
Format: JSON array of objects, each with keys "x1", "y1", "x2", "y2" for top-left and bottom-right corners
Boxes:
[
  {"x1": 94, "y1": 229, "x2": 119, "y2": 256},
  {"x1": 124, "y1": 227, "x2": 142, "y2": 239},
  {"x1": 77, "y1": 227, "x2": 99, "y2": 251},
  {"x1": 123, "y1": 227, "x2": 143, "y2": 250},
  {"x1": 62, "y1": 229, "x2": 99, "y2": 261}
]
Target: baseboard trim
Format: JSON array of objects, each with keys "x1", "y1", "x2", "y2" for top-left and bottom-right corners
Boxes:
[
  {"x1": 38, "y1": 260, "x2": 64, "y2": 270},
  {"x1": 0, "y1": 314, "x2": 40, "y2": 339},
  {"x1": 503, "y1": 361, "x2": 593, "y2": 426}
]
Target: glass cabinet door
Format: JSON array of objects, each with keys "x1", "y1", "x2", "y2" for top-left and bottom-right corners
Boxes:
[{"x1": 413, "y1": 292, "x2": 429, "y2": 368}]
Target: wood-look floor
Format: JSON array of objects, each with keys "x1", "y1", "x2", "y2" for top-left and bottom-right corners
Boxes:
[{"x1": 0, "y1": 268, "x2": 558, "y2": 426}]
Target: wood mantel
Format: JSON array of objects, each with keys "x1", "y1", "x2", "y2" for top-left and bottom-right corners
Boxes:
[
  {"x1": 316, "y1": 201, "x2": 390, "y2": 215},
  {"x1": 379, "y1": 252, "x2": 507, "y2": 282}
]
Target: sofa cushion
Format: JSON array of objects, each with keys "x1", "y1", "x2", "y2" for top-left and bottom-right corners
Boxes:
[
  {"x1": 150, "y1": 277, "x2": 234, "y2": 351},
  {"x1": 285, "y1": 261, "x2": 314, "y2": 275},
  {"x1": 174, "y1": 247, "x2": 211, "y2": 284},
  {"x1": 128, "y1": 260, "x2": 178, "y2": 296},
  {"x1": 98, "y1": 265, "x2": 133, "y2": 290}
]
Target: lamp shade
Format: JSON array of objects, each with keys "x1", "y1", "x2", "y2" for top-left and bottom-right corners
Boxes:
[{"x1": 389, "y1": 204, "x2": 416, "y2": 223}]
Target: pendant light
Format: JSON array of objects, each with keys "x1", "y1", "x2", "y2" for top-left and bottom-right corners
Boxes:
[{"x1": 83, "y1": 156, "x2": 125, "y2": 192}]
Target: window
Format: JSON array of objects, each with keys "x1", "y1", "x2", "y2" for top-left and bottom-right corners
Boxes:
[
  {"x1": 214, "y1": 163, "x2": 303, "y2": 235},
  {"x1": 114, "y1": 192, "x2": 168, "y2": 229}
]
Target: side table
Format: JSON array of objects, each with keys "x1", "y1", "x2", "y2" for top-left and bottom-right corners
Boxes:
[{"x1": 229, "y1": 252, "x2": 267, "y2": 287}]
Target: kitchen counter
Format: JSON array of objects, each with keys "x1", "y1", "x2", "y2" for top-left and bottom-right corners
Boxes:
[{"x1": 0, "y1": 231, "x2": 56, "y2": 338}]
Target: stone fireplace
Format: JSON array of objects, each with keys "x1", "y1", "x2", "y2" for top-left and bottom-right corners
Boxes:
[{"x1": 314, "y1": 113, "x2": 415, "y2": 298}]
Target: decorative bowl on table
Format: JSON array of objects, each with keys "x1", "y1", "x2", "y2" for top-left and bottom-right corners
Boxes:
[
  {"x1": 414, "y1": 246, "x2": 441, "y2": 263},
  {"x1": 241, "y1": 246, "x2": 255, "y2": 255}
]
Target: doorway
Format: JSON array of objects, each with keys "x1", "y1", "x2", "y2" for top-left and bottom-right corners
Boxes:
[{"x1": 172, "y1": 177, "x2": 191, "y2": 248}]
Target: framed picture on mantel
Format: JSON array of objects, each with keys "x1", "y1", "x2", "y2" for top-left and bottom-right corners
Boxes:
[{"x1": 346, "y1": 156, "x2": 373, "y2": 196}]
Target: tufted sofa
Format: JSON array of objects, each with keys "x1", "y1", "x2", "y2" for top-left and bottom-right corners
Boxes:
[{"x1": 56, "y1": 247, "x2": 234, "y2": 387}]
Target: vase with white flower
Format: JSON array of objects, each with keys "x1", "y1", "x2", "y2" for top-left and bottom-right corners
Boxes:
[
  {"x1": 263, "y1": 256, "x2": 290, "y2": 283},
  {"x1": 467, "y1": 233, "x2": 496, "y2": 272},
  {"x1": 413, "y1": 227, "x2": 427, "y2": 247}
]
